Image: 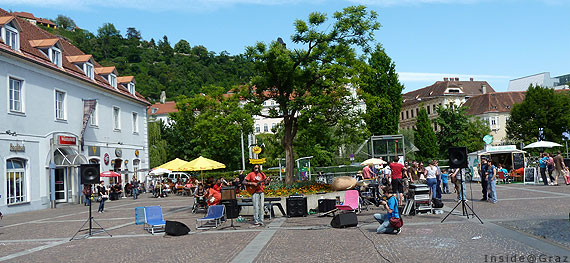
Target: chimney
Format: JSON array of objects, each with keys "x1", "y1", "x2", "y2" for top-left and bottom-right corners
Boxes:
[
  {"x1": 470, "y1": 77, "x2": 474, "y2": 81},
  {"x1": 444, "y1": 77, "x2": 449, "y2": 81},
  {"x1": 455, "y1": 77, "x2": 459, "y2": 81},
  {"x1": 481, "y1": 85, "x2": 487, "y2": 94}
]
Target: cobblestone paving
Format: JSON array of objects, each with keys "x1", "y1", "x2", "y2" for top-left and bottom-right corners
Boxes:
[{"x1": 0, "y1": 183, "x2": 568, "y2": 262}]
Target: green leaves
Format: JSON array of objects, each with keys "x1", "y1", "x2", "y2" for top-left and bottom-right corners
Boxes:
[
  {"x1": 434, "y1": 103, "x2": 490, "y2": 156},
  {"x1": 414, "y1": 107, "x2": 438, "y2": 162}
]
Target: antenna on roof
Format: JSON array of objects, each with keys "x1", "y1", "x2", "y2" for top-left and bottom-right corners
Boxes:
[{"x1": 160, "y1": 91, "x2": 166, "y2": 104}]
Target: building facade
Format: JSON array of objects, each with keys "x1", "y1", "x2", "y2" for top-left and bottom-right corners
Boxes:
[
  {"x1": 0, "y1": 10, "x2": 150, "y2": 214},
  {"x1": 463, "y1": 92, "x2": 526, "y2": 145},
  {"x1": 399, "y1": 78, "x2": 495, "y2": 131},
  {"x1": 508, "y1": 72, "x2": 570, "y2": 91}
]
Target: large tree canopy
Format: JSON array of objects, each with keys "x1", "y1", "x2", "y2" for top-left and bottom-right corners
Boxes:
[
  {"x1": 414, "y1": 107, "x2": 438, "y2": 162},
  {"x1": 434, "y1": 103, "x2": 490, "y2": 156},
  {"x1": 359, "y1": 44, "x2": 404, "y2": 135},
  {"x1": 243, "y1": 6, "x2": 380, "y2": 184},
  {"x1": 506, "y1": 85, "x2": 570, "y2": 144}
]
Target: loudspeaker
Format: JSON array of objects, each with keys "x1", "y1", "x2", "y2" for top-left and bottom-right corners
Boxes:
[
  {"x1": 165, "y1": 220, "x2": 190, "y2": 236},
  {"x1": 330, "y1": 212, "x2": 358, "y2": 228},
  {"x1": 221, "y1": 199, "x2": 239, "y2": 219},
  {"x1": 221, "y1": 186, "x2": 236, "y2": 200},
  {"x1": 318, "y1": 199, "x2": 337, "y2": 213},
  {"x1": 448, "y1": 147, "x2": 468, "y2": 168},
  {"x1": 80, "y1": 164, "x2": 100, "y2": 185},
  {"x1": 286, "y1": 196, "x2": 308, "y2": 217}
]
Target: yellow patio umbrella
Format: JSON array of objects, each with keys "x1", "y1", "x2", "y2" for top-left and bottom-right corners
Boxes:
[
  {"x1": 178, "y1": 156, "x2": 226, "y2": 183},
  {"x1": 156, "y1": 158, "x2": 190, "y2": 171}
]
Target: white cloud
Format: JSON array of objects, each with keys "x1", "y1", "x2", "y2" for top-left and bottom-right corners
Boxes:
[{"x1": 397, "y1": 72, "x2": 511, "y2": 82}]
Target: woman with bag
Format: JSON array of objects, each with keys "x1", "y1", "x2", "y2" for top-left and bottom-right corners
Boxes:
[
  {"x1": 97, "y1": 181, "x2": 109, "y2": 213},
  {"x1": 373, "y1": 187, "x2": 402, "y2": 234}
]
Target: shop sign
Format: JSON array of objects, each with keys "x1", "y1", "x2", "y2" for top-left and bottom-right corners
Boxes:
[
  {"x1": 58, "y1": 135, "x2": 77, "y2": 145},
  {"x1": 88, "y1": 146, "x2": 100, "y2": 156},
  {"x1": 104, "y1": 153, "x2": 110, "y2": 165},
  {"x1": 9, "y1": 143, "x2": 25, "y2": 152},
  {"x1": 486, "y1": 145, "x2": 517, "y2": 152},
  {"x1": 249, "y1": 158, "x2": 266, "y2": 164},
  {"x1": 115, "y1": 148, "x2": 122, "y2": 157}
]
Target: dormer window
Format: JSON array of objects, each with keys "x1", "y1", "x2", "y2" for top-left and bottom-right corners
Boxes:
[
  {"x1": 1, "y1": 17, "x2": 20, "y2": 51},
  {"x1": 66, "y1": 55, "x2": 95, "y2": 79},
  {"x1": 84, "y1": 62, "x2": 94, "y2": 79},
  {"x1": 128, "y1": 82, "x2": 135, "y2": 95},
  {"x1": 109, "y1": 74, "x2": 117, "y2": 88},
  {"x1": 50, "y1": 47, "x2": 61, "y2": 67},
  {"x1": 30, "y1": 39, "x2": 63, "y2": 67},
  {"x1": 117, "y1": 76, "x2": 136, "y2": 95}
]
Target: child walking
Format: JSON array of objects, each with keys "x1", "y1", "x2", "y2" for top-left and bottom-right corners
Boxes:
[{"x1": 441, "y1": 169, "x2": 450, "y2": 194}]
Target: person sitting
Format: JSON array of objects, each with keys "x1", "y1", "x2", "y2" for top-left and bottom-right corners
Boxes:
[
  {"x1": 497, "y1": 163, "x2": 509, "y2": 184},
  {"x1": 213, "y1": 178, "x2": 222, "y2": 192},
  {"x1": 206, "y1": 186, "x2": 221, "y2": 206},
  {"x1": 373, "y1": 187, "x2": 401, "y2": 234}
]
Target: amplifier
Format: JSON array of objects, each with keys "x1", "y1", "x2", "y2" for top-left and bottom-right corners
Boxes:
[
  {"x1": 286, "y1": 196, "x2": 308, "y2": 217},
  {"x1": 221, "y1": 186, "x2": 236, "y2": 200},
  {"x1": 318, "y1": 199, "x2": 337, "y2": 213}
]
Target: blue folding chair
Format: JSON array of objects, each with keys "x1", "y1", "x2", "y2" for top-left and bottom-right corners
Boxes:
[
  {"x1": 196, "y1": 205, "x2": 225, "y2": 230},
  {"x1": 135, "y1": 207, "x2": 145, "y2": 226},
  {"x1": 144, "y1": 206, "x2": 166, "y2": 234}
]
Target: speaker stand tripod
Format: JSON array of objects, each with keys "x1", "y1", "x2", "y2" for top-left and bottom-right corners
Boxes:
[
  {"x1": 220, "y1": 217, "x2": 241, "y2": 230},
  {"x1": 70, "y1": 194, "x2": 113, "y2": 240},
  {"x1": 441, "y1": 169, "x2": 483, "y2": 224}
]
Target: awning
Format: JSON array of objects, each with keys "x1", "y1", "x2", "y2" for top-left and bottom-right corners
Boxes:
[{"x1": 54, "y1": 147, "x2": 88, "y2": 167}]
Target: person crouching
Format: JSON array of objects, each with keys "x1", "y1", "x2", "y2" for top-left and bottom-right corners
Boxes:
[{"x1": 373, "y1": 187, "x2": 402, "y2": 234}]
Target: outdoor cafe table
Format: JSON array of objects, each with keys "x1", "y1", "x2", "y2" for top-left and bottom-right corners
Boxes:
[{"x1": 237, "y1": 197, "x2": 286, "y2": 219}]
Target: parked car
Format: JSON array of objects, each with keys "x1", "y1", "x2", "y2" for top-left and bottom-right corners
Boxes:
[{"x1": 167, "y1": 172, "x2": 190, "y2": 183}]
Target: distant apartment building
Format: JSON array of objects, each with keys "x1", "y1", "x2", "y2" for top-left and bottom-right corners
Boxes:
[
  {"x1": 12, "y1": 11, "x2": 57, "y2": 29},
  {"x1": 463, "y1": 92, "x2": 526, "y2": 145},
  {"x1": 399, "y1": 78, "x2": 495, "y2": 131},
  {"x1": 148, "y1": 101, "x2": 177, "y2": 125},
  {"x1": 508, "y1": 72, "x2": 570, "y2": 91}
]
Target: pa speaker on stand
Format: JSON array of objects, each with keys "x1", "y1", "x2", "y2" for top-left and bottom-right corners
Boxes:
[
  {"x1": 448, "y1": 147, "x2": 468, "y2": 169},
  {"x1": 80, "y1": 164, "x2": 100, "y2": 185}
]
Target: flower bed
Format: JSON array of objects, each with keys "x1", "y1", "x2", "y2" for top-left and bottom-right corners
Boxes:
[{"x1": 238, "y1": 181, "x2": 332, "y2": 197}]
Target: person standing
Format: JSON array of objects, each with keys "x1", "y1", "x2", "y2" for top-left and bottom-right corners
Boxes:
[
  {"x1": 441, "y1": 169, "x2": 450, "y2": 194},
  {"x1": 82, "y1": 185, "x2": 92, "y2": 206},
  {"x1": 451, "y1": 168, "x2": 467, "y2": 201},
  {"x1": 435, "y1": 160, "x2": 443, "y2": 199},
  {"x1": 539, "y1": 153, "x2": 549, "y2": 185},
  {"x1": 244, "y1": 165, "x2": 268, "y2": 226},
  {"x1": 553, "y1": 151, "x2": 565, "y2": 186},
  {"x1": 479, "y1": 158, "x2": 489, "y2": 201},
  {"x1": 487, "y1": 160, "x2": 498, "y2": 203},
  {"x1": 547, "y1": 153, "x2": 555, "y2": 185},
  {"x1": 238, "y1": 170, "x2": 246, "y2": 190},
  {"x1": 425, "y1": 160, "x2": 439, "y2": 199},
  {"x1": 97, "y1": 181, "x2": 108, "y2": 213},
  {"x1": 389, "y1": 156, "x2": 406, "y2": 205},
  {"x1": 131, "y1": 177, "x2": 139, "y2": 200},
  {"x1": 362, "y1": 164, "x2": 375, "y2": 180},
  {"x1": 373, "y1": 187, "x2": 401, "y2": 234}
]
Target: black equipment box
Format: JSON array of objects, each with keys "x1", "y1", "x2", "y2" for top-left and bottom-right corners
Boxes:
[
  {"x1": 318, "y1": 199, "x2": 337, "y2": 213},
  {"x1": 286, "y1": 196, "x2": 308, "y2": 217}
]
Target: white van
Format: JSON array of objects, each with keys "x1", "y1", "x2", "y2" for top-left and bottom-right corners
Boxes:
[{"x1": 166, "y1": 172, "x2": 190, "y2": 183}]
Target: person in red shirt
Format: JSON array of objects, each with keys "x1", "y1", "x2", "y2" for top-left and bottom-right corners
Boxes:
[
  {"x1": 244, "y1": 164, "x2": 268, "y2": 226},
  {"x1": 206, "y1": 186, "x2": 221, "y2": 206},
  {"x1": 389, "y1": 156, "x2": 406, "y2": 204},
  {"x1": 362, "y1": 164, "x2": 375, "y2": 180}
]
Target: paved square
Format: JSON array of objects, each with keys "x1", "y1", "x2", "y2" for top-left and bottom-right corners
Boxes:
[{"x1": 0, "y1": 183, "x2": 569, "y2": 262}]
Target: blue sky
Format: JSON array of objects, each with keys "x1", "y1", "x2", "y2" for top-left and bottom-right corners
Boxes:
[{"x1": 2, "y1": 0, "x2": 569, "y2": 92}]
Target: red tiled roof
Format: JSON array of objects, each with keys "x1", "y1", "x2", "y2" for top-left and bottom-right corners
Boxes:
[
  {"x1": 0, "y1": 8, "x2": 149, "y2": 105},
  {"x1": 13, "y1": 12, "x2": 35, "y2": 20},
  {"x1": 402, "y1": 80, "x2": 495, "y2": 107},
  {"x1": 463, "y1": 92, "x2": 526, "y2": 115},
  {"x1": 36, "y1": 18, "x2": 55, "y2": 26},
  {"x1": 29, "y1": 38, "x2": 59, "y2": 48},
  {"x1": 148, "y1": 101, "x2": 178, "y2": 116}
]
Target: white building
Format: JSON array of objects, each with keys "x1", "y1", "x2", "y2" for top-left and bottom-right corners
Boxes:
[
  {"x1": 508, "y1": 72, "x2": 570, "y2": 91},
  {"x1": 0, "y1": 10, "x2": 150, "y2": 214}
]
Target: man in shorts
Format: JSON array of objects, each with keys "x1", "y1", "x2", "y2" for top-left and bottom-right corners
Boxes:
[{"x1": 389, "y1": 156, "x2": 406, "y2": 205}]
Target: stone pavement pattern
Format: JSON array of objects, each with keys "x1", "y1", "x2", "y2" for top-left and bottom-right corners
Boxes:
[{"x1": 0, "y1": 183, "x2": 568, "y2": 262}]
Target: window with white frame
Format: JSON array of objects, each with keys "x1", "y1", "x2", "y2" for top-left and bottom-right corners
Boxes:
[
  {"x1": 255, "y1": 124, "x2": 260, "y2": 133},
  {"x1": 9, "y1": 77, "x2": 23, "y2": 113},
  {"x1": 50, "y1": 47, "x2": 61, "y2": 67},
  {"x1": 6, "y1": 158, "x2": 26, "y2": 204},
  {"x1": 128, "y1": 82, "x2": 135, "y2": 95},
  {"x1": 490, "y1": 116, "x2": 500, "y2": 130},
  {"x1": 90, "y1": 103, "x2": 98, "y2": 126},
  {"x1": 5, "y1": 25, "x2": 19, "y2": 50},
  {"x1": 113, "y1": 106, "x2": 121, "y2": 130},
  {"x1": 132, "y1": 112, "x2": 139, "y2": 133},
  {"x1": 109, "y1": 74, "x2": 117, "y2": 88},
  {"x1": 84, "y1": 62, "x2": 94, "y2": 79},
  {"x1": 264, "y1": 123, "x2": 268, "y2": 132},
  {"x1": 55, "y1": 90, "x2": 66, "y2": 120},
  {"x1": 272, "y1": 123, "x2": 276, "y2": 130}
]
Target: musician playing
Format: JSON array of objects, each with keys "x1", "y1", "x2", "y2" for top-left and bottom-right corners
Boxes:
[{"x1": 244, "y1": 164, "x2": 269, "y2": 226}]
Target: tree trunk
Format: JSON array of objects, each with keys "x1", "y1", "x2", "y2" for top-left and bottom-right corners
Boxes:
[{"x1": 283, "y1": 115, "x2": 296, "y2": 185}]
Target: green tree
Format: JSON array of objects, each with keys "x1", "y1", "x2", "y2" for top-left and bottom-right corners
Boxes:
[
  {"x1": 434, "y1": 103, "x2": 490, "y2": 156},
  {"x1": 164, "y1": 88, "x2": 254, "y2": 170},
  {"x1": 414, "y1": 107, "x2": 438, "y2": 162},
  {"x1": 244, "y1": 6, "x2": 380, "y2": 184},
  {"x1": 148, "y1": 121, "x2": 168, "y2": 168},
  {"x1": 96, "y1": 23, "x2": 122, "y2": 60},
  {"x1": 55, "y1": 14, "x2": 76, "y2": 30},
  {"x1": 506, "y1": 85, "x2": 570, "y2": 144},
  {"x1": 174, "y1": 39, "x2": 191, "y2": 54},
  {"x1": 359, "y1": 44, "x2": 404, "y2": 135},
  {"x1": 126, "y1": 27, "x2": 142, "y2": 40}
]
